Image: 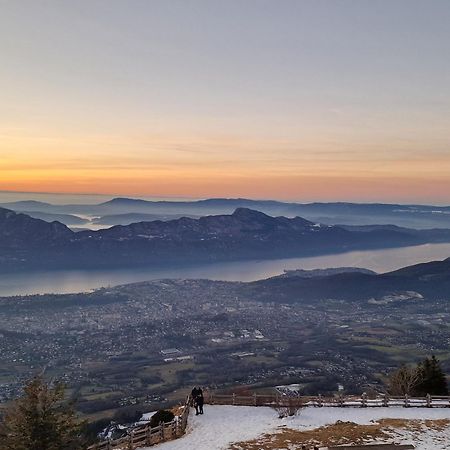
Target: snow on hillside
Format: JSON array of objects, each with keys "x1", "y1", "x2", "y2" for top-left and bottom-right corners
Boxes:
[{"x1": 139, "y1": 405, "x2": 450, "y2": 450}]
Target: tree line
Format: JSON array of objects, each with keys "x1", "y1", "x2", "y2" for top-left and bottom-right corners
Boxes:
[{"x1": 388, "y1": 355, "x2": 448, "y2": 396}]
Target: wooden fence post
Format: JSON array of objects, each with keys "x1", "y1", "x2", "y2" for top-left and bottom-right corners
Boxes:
[
  {"x1": 426, "y1": 393, "x2": 432, "y2": 408},
  {"x1": 127, "y1": 430, "x2": 133, "y2": 450},
  {"x1": 253, "y1": 392, "x2": 257, "y2": 406},
  {"x1": 232, "y1": 393, "x2": 236, "y2": 405},
  {"x1": 159, "y1": 421, "x2": 164, "y2": 441},
  {"x1": 361, "y1": 392, "x2": 367, "y2": 407},
  {"x1": 382, "y1": 394, "x2": 389, "y2": 407},
  {"x1": 404, "y1": 393, "x2": 409, "y2": 407}
]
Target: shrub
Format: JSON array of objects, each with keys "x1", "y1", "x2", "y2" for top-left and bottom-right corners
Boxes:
[
  {"x1": 272, "y1": 397, "x2": 302, "y2": 418},
  {"x1": 149, "y1": 410, "x2": 175, "y2": 427}
]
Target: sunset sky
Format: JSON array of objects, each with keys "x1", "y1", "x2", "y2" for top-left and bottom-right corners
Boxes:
[{"x1": 1, "y1": 0, "x2": 450, "y2": 203}]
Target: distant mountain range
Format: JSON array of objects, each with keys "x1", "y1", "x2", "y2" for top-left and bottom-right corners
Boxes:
[
  {"x1": 91, "y1": 212, "x2": 198, "y2": 226},
  {"x1": 2, "y1": 197, "x2": 450, "y2": 229},
  {"x1": 2, "y1": 206, "x2": 450, "y2": 271}
]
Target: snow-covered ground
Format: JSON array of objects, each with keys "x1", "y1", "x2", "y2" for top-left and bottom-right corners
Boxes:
[
  {"x1": 140, "y1": 411, "x2": 157, "y2": 422},
  {"x1": 139, "y1": 405, "x2": 450, "y2": 450}
]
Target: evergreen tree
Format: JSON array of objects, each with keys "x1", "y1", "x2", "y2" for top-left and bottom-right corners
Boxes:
[
  {"x1": 415, "y1": 355, "x2": 448, "y2": 396},
  {"x1": 0, "y1": 376, "x2": 84, "y2": 450}
]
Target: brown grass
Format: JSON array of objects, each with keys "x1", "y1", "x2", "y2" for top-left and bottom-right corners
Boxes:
[
  {"x1": 229, "y1": 421, "x2": 388, "y2": 449},
  {"x1": 378, "y1": 417, "x2": 450, "y2": 432},
  {"x1": 229, "y1": 418, "x2": 450, "y2": 449}
]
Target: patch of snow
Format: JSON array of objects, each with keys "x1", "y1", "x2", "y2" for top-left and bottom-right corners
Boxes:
[
  {"x1": 140, "y1": 410, "x2": 157, "y2": 422},
  {"x1": 287, "y1": 406, "x2": 450, "y2": 430}
]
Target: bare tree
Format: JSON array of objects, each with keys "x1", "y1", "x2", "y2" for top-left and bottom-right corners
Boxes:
[
  {"x1": 272, "y1": 396, "x2": 302, "y2": 418},
  {"x1": 388, "y1": 365, "x2": 420, "y2": 396}
]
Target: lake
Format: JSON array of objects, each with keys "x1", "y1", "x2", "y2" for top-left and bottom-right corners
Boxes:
[{"x1": 1, "y1": 242, "x2": 450, "y2": 297}]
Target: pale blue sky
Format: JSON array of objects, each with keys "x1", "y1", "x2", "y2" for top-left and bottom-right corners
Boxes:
[{"x1": 1, "y1": 1, "x2": 450, "y2": 202}]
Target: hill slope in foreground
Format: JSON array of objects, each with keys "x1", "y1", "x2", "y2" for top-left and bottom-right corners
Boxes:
[{"x1": 149, "y1": 406, "x2": 450, "y2": 449}]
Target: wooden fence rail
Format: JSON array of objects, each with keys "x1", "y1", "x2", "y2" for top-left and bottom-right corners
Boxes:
[
  {"x1": 205, "y1": 392, "x2": 450, "y2": 409},
  {"x1": 88, "y1": 396, "x2": 191, "y2": 450}
]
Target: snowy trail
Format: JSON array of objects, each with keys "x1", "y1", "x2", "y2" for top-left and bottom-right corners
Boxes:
[
  {"x1": 141, "y1": 406, "x2": 277, "y2": 450},
  {"x1": 140, "y1": 405, "x2": 450, "y2": 450}
]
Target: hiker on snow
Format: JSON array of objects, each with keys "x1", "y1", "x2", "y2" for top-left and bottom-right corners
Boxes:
[{"x1": 191, "y1": 386, "x2": 204, "y2": 415}]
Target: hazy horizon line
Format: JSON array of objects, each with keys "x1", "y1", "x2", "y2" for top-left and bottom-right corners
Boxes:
[{"x1": 1, "y1": 189, "x2": 450, "y2": 207}]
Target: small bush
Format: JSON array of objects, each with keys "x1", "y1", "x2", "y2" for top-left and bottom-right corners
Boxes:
[
  {"x1": 150, "y1": 410, "x2": 175, "y2": 427},
  {"x1": 272, "y1": 397, "x2": 302, "y2": 418}
]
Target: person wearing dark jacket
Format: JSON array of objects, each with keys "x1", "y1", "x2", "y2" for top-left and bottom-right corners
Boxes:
[
  {"x1": 196, "y1": 392, "x2": 204, "y2": 415},
  {"x1": 191, "y1": 387, "x2": 201, "y2": 400},
  {"x1": 191, "y1": 386, "x2": 203, "y2": 415}
]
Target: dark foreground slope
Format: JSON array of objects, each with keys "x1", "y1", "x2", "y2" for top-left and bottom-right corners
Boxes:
[{"x1": 2, "y1": 206, "x2": 450, "y2": 271}]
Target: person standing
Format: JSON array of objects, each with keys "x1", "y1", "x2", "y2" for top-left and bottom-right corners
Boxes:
[
  {"x1": 191, "y1": 386, "x2": 200, "y2": 402},
  {"x1": 197, "y1": 391, "x2": 204, "y2": 415},
  {"x1": 191, "y1": 386, "x2": 204, "y2": 415}
]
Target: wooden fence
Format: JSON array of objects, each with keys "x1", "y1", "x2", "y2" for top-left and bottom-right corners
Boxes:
[
  {"x1": 205, "y1": 392, "x2": 450, "y2": 408},
  {"x1": 87, "y1": 396, "x2": 191, "y2": 450},
  {"x1": 87, "y1": 392, "x2": 448, "y2": 449}
]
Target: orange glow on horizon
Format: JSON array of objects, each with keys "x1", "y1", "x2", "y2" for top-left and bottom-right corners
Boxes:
[
  {"x1": 2, "y1": 127, "x2": 450, "y2": 204},
  {"x1": 1, "y1": 172, "x2": 450, "y2": 204}
]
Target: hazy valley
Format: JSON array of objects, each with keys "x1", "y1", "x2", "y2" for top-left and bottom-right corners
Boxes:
[{"x1": 2, "y1": 258, "x2": 450, "y2": 421}]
